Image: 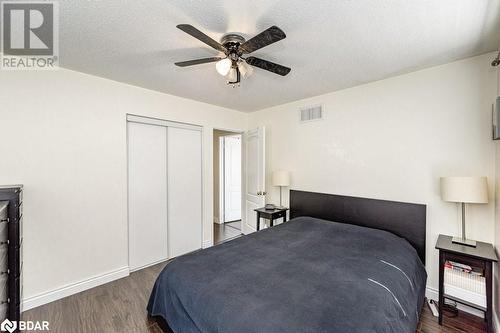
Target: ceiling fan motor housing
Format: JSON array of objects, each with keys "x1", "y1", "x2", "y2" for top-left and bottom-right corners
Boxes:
[
  {"x1": 220, "y1": 34, "x2": 246, "y2": 48},
  {"x1": 221, "y1": 33, "x2": 246, "y2": 61}
]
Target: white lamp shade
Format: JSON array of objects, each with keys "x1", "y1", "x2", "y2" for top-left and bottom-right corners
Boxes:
[
  {"x1": 216, "y1": 58, "x2": 232, "y2": 76},
  {"x1": 238, "y1": 60, "x2": 253, "y2": 78},
  {"x1": 272, "y1": 170, "x2": 290, "y2": 187},
  {"x1": 440, "y1": 177, "x2": 488, "y2": 204}
]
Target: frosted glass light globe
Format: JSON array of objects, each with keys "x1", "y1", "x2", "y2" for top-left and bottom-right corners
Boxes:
[{"x1": 216, "y1": 58, "x2": 232, "y2": 76}]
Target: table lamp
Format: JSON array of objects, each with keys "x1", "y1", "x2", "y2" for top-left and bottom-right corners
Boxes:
[
  {"x1": 272, "y1": 170, "x2": 290, "y2": 208},
  {"x1": 440, "y1": 176, "x2": 488, "y2": 247}
]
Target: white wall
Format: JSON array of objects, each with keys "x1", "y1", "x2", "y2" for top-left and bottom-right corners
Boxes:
[
  {"x1": 249, "y1": 52, "x2": 498, "y2": 294},
  {"x1": 0, "y1": 69, "x2": 247, "y2": 307}
]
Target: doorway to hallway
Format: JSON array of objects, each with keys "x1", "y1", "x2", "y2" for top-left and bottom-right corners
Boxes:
[{"x1": 213, "y1": 130, "x2": 243, "y2": 245}]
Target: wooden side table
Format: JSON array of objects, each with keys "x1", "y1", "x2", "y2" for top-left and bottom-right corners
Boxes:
[
  {"x1": 435, "y1": 234, "x2": 498, "y2": 333},
  {"x1": 254, "y1": 207, "x2": 288, "y2": 231}
]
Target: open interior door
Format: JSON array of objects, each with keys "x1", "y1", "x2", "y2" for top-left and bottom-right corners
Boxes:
[
  {"x1": 223, "y1": 135, "x2": 242, "y2": 222},
  {"x1": 243, "y1": 127, "x2": 266, "y2": 234}
]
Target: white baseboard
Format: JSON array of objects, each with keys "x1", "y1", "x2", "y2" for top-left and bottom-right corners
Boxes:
[
  {"x1": 202, "y1": 239, "x2": 213, "y2": 248},
  {"x1": 129, "y1": 258, "x2": 168, "y2": 273},
  {"x1": 22, "y1": 266, "x2": 129, "y2": 312},
  {"x1": 425, "y1": 285, "x2": 483, "y2": 318},
  {"x1": 241, "y1": 223, "x2": 256, "y2": 235}
]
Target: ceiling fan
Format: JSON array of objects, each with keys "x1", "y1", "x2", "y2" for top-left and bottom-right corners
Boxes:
[{"x1": 174, "y1": 24, "x2": 291, "y2": 87}]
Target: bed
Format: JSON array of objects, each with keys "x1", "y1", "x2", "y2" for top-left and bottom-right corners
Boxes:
[{"x1": 147, "y1": 190, "x2": 427, "y2": 333}]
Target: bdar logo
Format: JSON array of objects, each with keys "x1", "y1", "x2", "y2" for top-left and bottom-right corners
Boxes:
[{"x1": 0, "y1": 319, "x2": 17, "y2": 333}]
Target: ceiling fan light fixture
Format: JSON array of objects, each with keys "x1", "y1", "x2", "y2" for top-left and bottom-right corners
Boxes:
[
  {"x1": 216, "y1": 58, "x2": 232, "y2": 76},
  {"x1": 238, "y1": 60, "x2": 253, "y2": 78},
  {"x1": 226, "y1": 67, "x2": 238, "y2": 82}
]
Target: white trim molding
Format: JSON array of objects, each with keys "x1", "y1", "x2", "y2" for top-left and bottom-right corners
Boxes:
[
  {"x1": 202, "y1": 239, "x2": 213, "y2": 249},
  {"x1": 127, "y1": 114, "x2": 202, "y2": 131},
  {"x1": 129, "y1": 258, "x2": 169, "y2": 273},
  {"x1": 22, "y1": 266, "x2": 130, "y2": 312}
]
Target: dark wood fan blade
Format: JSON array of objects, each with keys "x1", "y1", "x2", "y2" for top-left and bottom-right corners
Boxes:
[
  {"x1": 246, "y1": 57, "x2": 291, "y2": 76},
  {"x1": 175, "y1": 57, "x2": 223, "y2": 67},
  {"x1": 240, "y1": 26, "x2": 286, "y2": 54},
  {"x1": 176, "y1": 24, "x2": 226, "y2": 53}
]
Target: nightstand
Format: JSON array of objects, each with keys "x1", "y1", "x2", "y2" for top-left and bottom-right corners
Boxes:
[
  {"x1": 254, "y1": 207, "x2": 288, "y2": 231},
  {"x1": 435, "y1": 234, "x2": 498, "y2": 333}
]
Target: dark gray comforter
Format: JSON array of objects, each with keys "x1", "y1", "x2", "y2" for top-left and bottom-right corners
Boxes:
[{"x1": 147, "y1": 217, "x2": 427, "y2": 333}]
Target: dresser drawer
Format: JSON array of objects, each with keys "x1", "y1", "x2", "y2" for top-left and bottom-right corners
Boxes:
[
  {"x1": 0, "y1": 302, "x2": 7, "y2": 321},
  {"x1": 0, "y1": 202, "x2": 7, "y2": 220},
  {"x1": 0, "y1": 219, "x2": 7, "y2": 245},
  {"x1": 8, "y1": 276, "x2": 21, "y2": 306},
  {"x1": 0, "y1": 245, "x2": 7, "y2": 274},
  {"x1": 7, "y1": 222, "x2": 22, "y2": 251},
  {"x1": 0, "y1": 202, "x2": 7, "y2": 245},
  {"x1": 8, "y1": 243, "x2": 22, "y2": 277},
  {"x1": 8, "y1": 301, "x2": 20, "y2": 322},
  {"x1": 0, "y1": 274, "x2": 7, "y2": 303}
]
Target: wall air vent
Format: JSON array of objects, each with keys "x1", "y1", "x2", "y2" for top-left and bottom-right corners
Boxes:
[{"x1": 300, "y1": 105, "x2": 323, "y2": 123}]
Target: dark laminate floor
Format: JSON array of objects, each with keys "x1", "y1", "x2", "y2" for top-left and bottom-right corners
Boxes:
[
  {"x1": 416, "y1": 304, "x2": 486, "y2": 333},
  {"x1": 23, "y1": 261, "x2": 486, "y2": 333},
  {"x1": 225, "y1": 220, "x2": 241, "y2": 231},
  {"x1": 213, "y1": 220, "x2": 242, "y2": 245},
  {"x1": 23, "y1": 262, "x2": 169, "y2": 333}
]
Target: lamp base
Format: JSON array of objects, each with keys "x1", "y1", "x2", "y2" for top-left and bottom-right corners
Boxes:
[{"x1": 451, "y1": 236, "x2": 477, "y2": 247}]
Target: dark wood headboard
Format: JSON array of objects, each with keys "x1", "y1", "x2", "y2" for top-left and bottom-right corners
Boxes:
[{"x1": 290, "y1": 190, "x2": 427, "y2": 264}]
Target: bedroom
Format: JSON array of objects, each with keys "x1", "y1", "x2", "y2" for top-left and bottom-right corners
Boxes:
[{"x1": 0, "y1": 0, "x2": 500, "y2": 332}]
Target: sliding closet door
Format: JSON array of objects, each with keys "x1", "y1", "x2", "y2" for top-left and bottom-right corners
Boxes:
[
  {"x1": 167, "y1": 127, "x2": 202, "y2": 258},
  {"x1": 128, "y1": 122, "x2": 168, "y2": 271}
]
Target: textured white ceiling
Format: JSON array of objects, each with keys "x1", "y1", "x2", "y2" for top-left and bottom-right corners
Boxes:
[{"x1": 59, "y1": 0, "x2": 500, "y2": 112}]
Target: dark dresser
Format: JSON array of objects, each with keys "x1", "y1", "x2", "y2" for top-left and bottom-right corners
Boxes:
[
  {"x1": 0, "y1": 186, "x2": 23, "y2": 325},
  {"x1": 0, "y1": 201, "x2": 8, "y2": 320}
]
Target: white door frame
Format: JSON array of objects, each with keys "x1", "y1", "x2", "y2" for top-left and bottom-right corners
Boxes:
[
  {"x1": 218, "y1": 136, "x2": 225, "y2": 224},
  {"x1": 126, "y1": 114, "x2": 204, "y2": 271},
  {"x1": 213, "y1": 128, "x2": 245, "y2": 243}
]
